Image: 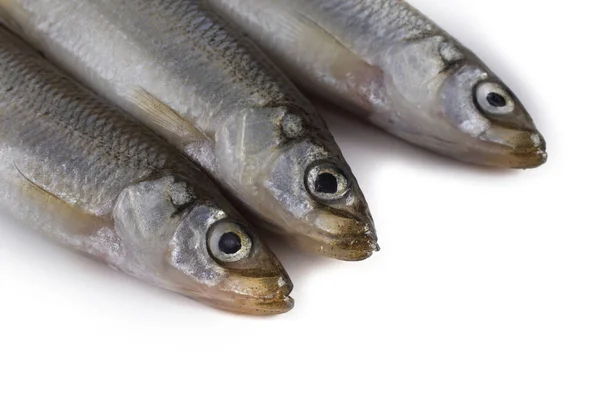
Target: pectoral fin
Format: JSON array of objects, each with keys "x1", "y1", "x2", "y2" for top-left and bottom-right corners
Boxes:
[
  {"x1": 247, "y1": 4, "x2": 383, "y2": 112},
  {"x1": 278, "y1": 12, "x2": 371, "y2": 78},
  {"x1": 126, "y1": 87, "x2": 211, "y2": 144},
  {"x1": 15, "y1": 163, "x2": 109, "y2": 235},
  {"x1": 0, "y1": 0, "x2": 30, "y2": 37}
]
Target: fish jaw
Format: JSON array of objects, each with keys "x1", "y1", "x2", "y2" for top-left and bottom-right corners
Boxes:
[
  {"x1": 163, "y1": 245, "x2": 295, "y2": 315},
  {"x1": 381, "y1": 117, "x2": 549, "y2": 169},
  {"x1": 468, "y1": 127, "x2": 548, "y2": 169},
  {"x1": 300, "y1": 209, "x2": 379, "y2": 260},
  {"x1": 244, "y1": 199, "x2": 379, "y2": 261},
  {"x1": 296, "y1": 229, "x2": 379, "y2": 261},
  {"x1": 220, "y1": 295, "x2": 295, "y2": 315},
  {"x1": 197, "y1": 287, "x2": 295, "y2": 315},
  {"x1": 200, "y1": 297, "x2": 295, "y2": 315},
  {"x1": 196, "y1": 271, "x2": 295, "y2": 315},
  {"x1": 388, "y1": 123, "x2": 548, "y2": 169},
  {"x1": 213, "y1": 241, "x2": 295, "y2": 314}
]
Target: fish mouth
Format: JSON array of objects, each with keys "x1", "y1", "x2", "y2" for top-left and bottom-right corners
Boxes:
[
  {"x1": 296, "y1": 229, "x2": 379, "y2": 261},
  {"x1": 211, "y1": 294, "x2": 295, "y2": 315},
  {"x1": 183, "y1": 275, "x2": 295, "y2": 315},
  {"x1": 500, "y1": 146, "x2": 547, "y2": 169},
  {"x1": 470, "y1": 128, "x2": 548, "y2": 169},
  {"x1": 189, "y1": 284, "x2": 295, "y2": 315},
  {"x1": 295, "y1": 208, "x2": 380, "y2": 261}
]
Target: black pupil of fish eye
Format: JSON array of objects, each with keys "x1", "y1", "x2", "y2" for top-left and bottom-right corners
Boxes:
[
  {"x1": 218, "y1": 232, "x2": 242, "y2": 255},
  {"x1": 315, "y1": 172, "x2": 339, "y2": 194},
  {"x1": 486, "y1": 92, "x2": 507, "y2": 108}
]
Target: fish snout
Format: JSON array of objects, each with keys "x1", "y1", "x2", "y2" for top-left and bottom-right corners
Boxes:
[
  {"x1": 479, "y1": 127, "x2": 548, "y2": 168},
  {"x1": 215, "y1": 271, "x2": 295, "y2": 315},
  {"x1": 304, "y1": 212, "x2": 379, "y2": 261}
]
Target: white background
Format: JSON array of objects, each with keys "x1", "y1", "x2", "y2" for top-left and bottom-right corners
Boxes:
[{"x1": 0, "y1": 1, "x2": 598, "y2": 399}]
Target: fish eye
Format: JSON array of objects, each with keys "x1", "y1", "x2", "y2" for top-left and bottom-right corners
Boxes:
[
  {"x1": 219, "y1": 232, "x2": 242, "y2": 254},
  {"x1": 486, "y1": 92, "x2": 507, "y2": 108},
  {"x1": 475, "y1": 82, "x2": 515, "y2": 115},
  {"x1": 207, "y1": 220, "x2": 252, "y2": 263},
  {"x1": 306, "y1": 162, "x2": 350, "y2": 201}
]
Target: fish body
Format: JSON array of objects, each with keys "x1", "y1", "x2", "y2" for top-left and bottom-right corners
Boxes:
[
  {"x1": 206, "y1": 0, "x2": 547, "y2": 168},
  {"x1": 0, "y1": 0, "x2": 378, "y2": 260},
  {"x1": 0, "y1": 26, "x2": 293, "y2": 314}
]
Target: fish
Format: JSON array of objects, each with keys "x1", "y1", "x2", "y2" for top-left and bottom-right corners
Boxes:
[
  {"x1": 0, "y1": 25, "x2": 294, "y2": 315},
  {"x1": 205, "y1": 0, "x2": 548, "y2": 169},
  {"x1": 0, "y1": 0, "x2": 378, "y2": 261}
]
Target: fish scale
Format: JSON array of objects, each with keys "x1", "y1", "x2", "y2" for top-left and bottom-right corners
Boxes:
[
  {"x1": 130, "y1": 0, "x2": 297, "y2": 109},
  {"x1": 0, "y1": 0, "x2": 378, "y2": 260},
  {"x1": 304, "y1": 0, "x2": 438, "y2": 52},
  {"x1": 207, "y1": 0, "x2": 547, "y2": 168},
  {"x1": 0, "y1": 33, "x2": 187, "y2": 214},
  {"x1": 0, "y1": 26, "x2": 294, "y2": 314}
]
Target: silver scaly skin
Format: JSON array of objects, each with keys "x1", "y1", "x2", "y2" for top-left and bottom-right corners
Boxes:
[
  {"x1": 206, "y1": 0, "x2": 548, "y2": 168},
  {"x1": 0, "y1": 26, "x2": 293, "y2": 314},
  {"x1": 0, "y1": 0, "x2": 378, "y2": 261}
]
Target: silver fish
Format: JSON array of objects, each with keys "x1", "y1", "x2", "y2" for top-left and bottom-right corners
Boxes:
[
  {"x1": 0, "y1": 26, "x2": 293, "y2": 314},
  {"x1": 0, "y1": 0, "x2": 378, "y2": 261},
  {"x1": 206, "y1": 0, "x2": 548, "y2": 169}
]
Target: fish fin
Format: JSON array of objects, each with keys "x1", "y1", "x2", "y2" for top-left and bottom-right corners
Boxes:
[
  {"x1": 14, "y1": 163, "x2": 109, "y2": 235},
  {"x1": 254, "y1": 6, "x2": 383, "y2": 112},
  {"x1": 0, "y1": 0, "x2": 28, "y2": 34},
  {"x1": 126, "y1": 87, "x2": 211, "y2": 144}
]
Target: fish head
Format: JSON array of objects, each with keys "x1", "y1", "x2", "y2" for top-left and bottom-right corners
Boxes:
[
  {"x1": 217, "y1": 106, "x2": 377, "y2": 260},
  {"x1": 264, "y1": 138, "x2": 378, "y2": 260},
  {"x1": 378, "y1": 37, "x2": 547, "y2": 168},
  {"x1": 168, "y1": 205, "x2": 294, "y2": 314},
  {"x1": 437, "y1": 62, "x2": 547, "y2": 168},
  {"x1": 114, "y1": 176, "x2": 293, "y2": 315}
]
